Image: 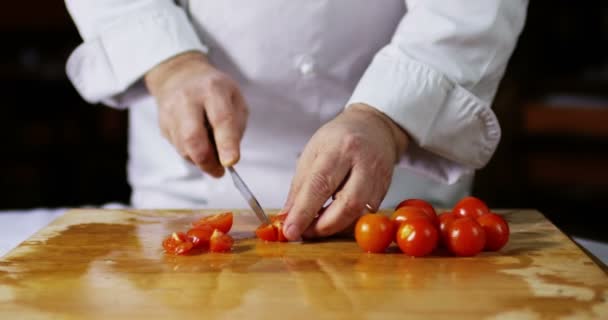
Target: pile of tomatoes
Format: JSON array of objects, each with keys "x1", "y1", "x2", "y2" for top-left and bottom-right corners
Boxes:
[
  {"x1": 355, "y1": 196, "x2": 509, "y2": 257},
  {"x1": 162, "y1": 212, "x2": 235, "y2": 255}
]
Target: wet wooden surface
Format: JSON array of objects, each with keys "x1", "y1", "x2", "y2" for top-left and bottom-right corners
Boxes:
[{"x1": 0, "y1": 209, "x2": 606, "y2": 319}]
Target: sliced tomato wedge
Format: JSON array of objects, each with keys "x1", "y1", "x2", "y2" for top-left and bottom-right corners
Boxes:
[
  {"x1": 186, "y1": 224, "x2": 214, "y2": 248},
  {"x1": 209, "y1": 229, "x2": 234, "y2": 253},
  {"x1": 162, "y1": 232, "x2": 194, "y2": 255},
  {"x1": 273, "y1": 220, "x2": 288, "y2": 242},
  {"x1": 192, "y1": 212, "x2": 233, "y2": 233},
  {"x1": 255, "y1": 213, "x2": 288, "y2": 242},
  {"x1": 255, "y1": 223, "x2": 278, "y2": 242}
]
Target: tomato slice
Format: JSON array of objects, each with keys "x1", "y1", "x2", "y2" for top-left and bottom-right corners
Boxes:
[
  {"x1": 255, "y1": 214, "x2": 288, "y2": 242},
  {"x1": 255, "y1": 223, "x2": 278, "y2": 242},
  {"x1": 476, "y1": 213, "x2": 509, "y2": 251},
  {"x1": 270, "y1": 213, "x2": 287, "y2": 223},
  {"x1": 273, "y1": 220, "x2": 288, "y2": 242},
  {"x1": 395, "y1": 199, "x2": 439, "y2": 227},
  {"x1": 209, "y1": 229, "x2": 234, "y2": 253},
  {"x1": 396, "y1": 219, "x2": 438, "y2": 257},
  {"x1": 162, "y1": 232, "x2": 194, "y2": 255},
  {"x1": 186, "y1": 225, "x2": 214, "y2": 248},
  {"x1": 192, "y1": 212, "x2": 233, "y2": 233}
]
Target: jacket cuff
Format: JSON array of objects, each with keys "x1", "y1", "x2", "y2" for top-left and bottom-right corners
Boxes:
[
  {"x1": 347, "y1": 45, "x2": 501, "y2": 183},
  {"x1": 66, "y1": 4, "x2": 207, "y2": 108}
]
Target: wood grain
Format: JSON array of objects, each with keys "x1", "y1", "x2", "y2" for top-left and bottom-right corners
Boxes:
[{"x1": 0, "y1": 209, "x2": 606, "y2": 319}]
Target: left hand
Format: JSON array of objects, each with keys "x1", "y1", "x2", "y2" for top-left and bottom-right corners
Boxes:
[{"x1": 282, "y1": 103, "x2": 409, "y2": 240}]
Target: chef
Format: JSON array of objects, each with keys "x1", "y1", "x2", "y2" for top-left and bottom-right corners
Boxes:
[{"x1": 64, "y1": 0, "x2": 527, "y2": 241}]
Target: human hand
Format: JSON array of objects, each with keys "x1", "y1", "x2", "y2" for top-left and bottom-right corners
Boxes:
[
  {"x1": 282, "y1": 103, "x2": 409, "y2": 240},
  {"x1": 144, "y1": 51, "x2": 248, "y2": 177}
]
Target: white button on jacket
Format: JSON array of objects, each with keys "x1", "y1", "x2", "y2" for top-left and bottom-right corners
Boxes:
[{"x1": 64, "y1": 0, "x2": 528, "y2": 209}]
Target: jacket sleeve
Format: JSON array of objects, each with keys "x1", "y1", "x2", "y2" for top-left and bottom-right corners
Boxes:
[
  {"x1": 347, "y1": 0, "x2": 528, "y2": 184},
  {"x1": 64, "y1": 0, "x2": 207, "y2": 108}
]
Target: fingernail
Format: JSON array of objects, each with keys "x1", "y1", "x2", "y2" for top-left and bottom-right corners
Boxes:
[
  {"x1": 284, "y1": 224, "x2": 299, "y2": 240},
  {"x1": 219, "y1": 149, "x2": 237, "y2": 166}
]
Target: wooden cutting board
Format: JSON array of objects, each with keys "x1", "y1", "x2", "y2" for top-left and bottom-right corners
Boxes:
[{"x1": 0, "y1": 209, "x2": 606, "y2": 319}]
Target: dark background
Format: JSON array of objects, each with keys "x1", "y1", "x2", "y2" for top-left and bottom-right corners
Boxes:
[{"x1": 1, "y1": 1, "x2": 607, "y2": 241}]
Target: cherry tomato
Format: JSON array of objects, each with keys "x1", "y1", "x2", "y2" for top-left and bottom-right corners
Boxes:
[
  {"x1": 476, "y1": 213, "x2": 509, "y2": 251},
  {"x1": 396, "y1": 219, "x2": 438, "y2": 257},
  {"x1": 192, "y1": 212, "x2": 233, "y2": 233},
  {"x1": 437, "y1": 211, "x2": 458, "y2": 241},
  {"x1": 446, "y1": 217, "x2": 486, "y2": 257},
  {"x1": 391, "y1": 206, "x2": 430, "y2": 231},
  {"x1": 209, "y1": 229, "x2": 234, "y2": 253},
  {"x1": 395, "y1": 199, "x2": 439, "y2": 227},
  {"x1": 452, "y1": 196, "x2": 489, "y2": 219},
  {"x1": 186, "y1": 225, "x2": 214, "y2": 248},
  {"x1": 355, "y1": 214, "x2": 394, "y2": 253},
  {"x1": 162, "y1": 232, "x2": 194, "y2": 255}
]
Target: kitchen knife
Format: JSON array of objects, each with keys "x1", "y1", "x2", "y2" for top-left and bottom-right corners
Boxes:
[{"x1": 227, "y1": 166, "x2": 270, "y2": 224}]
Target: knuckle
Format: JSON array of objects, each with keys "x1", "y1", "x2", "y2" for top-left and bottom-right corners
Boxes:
[
  {"x1": 341, "y1": 133, "x2": 363, "y2": 154},
  {"x1": 309, "y1": 173, "x2": 333, "y2": 199}
]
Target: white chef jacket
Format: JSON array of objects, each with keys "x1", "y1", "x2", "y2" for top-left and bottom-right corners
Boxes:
[{"x1": 64, "y1": 0, "x2": 527, "y2": 209}]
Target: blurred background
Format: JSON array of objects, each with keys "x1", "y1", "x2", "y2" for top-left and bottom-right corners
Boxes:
[{"x1": 0, "y1": 2, "x2": 606, "y2": 246}]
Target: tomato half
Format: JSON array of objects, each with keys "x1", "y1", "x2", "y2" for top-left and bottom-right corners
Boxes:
[
  {"x1": 395, "y1": 199, "x2": 439, "y2": 227},
  {"x1": 255, "y1": 213, "x2": 288, "y2": 242},
  {"x1": 446, "y1": 217, "x2": 486, "y2": 257},
  {"x1": 396, "y1": 219, "x2": 438, "y2": 257},
  {"x1": 209, "y1": 229, "x2": 234, "y2": 253},
  {"x1": 452, "y1": 196, "x2": 489, "y2": 219},
  {"x1": 186, "y1": 225, "x2": 214, "y2": 248},
  {"x1": 255, "y1": 223, "x2": 277, "y2": 242},
  {"x1": 162, "y1": 232, "x2": 194, "y2": 255},
  {"x1": 192, "y1": 212, "x2": 233, "y2": 233},
  {"x1": 476, "y1": 213, "x2": 509, "y2": 251},
  {"x1": 355, "y1": 214, "x2": 394, "y2": 253}
]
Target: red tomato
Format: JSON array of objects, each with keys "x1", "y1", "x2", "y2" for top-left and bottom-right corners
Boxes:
[
  {"x1": 270, "y1": 213, "x2": 287, "y2": 223},
  {"x1": 452, "y1": 196, "x2": 490, "y2": 219},
  {"x1": 438, "y1": 211, "x2": 458, "y2": 241},
  {"x1": 192, "y1": 212, "x2": 233, "y2": 233},
  {"x1": 255, "y1": 213, "x2": 288, "y2": 242},
  {"x1": 162, "y1": 232, "x2": 194, "y2": 255},
  {"x1": 390, "y1": 206, "x2": 430, "y2": 231},
  {"x1": 186, "y1": 225, "x2": 214, "y2": 248},
  {"x1": 209, "y1": 229, "x2": 234, "y2": 253},
  {"x1": 355, "y1": 214, "x2": 394, "y2": 253},
  {"x1": 396, "y1": 219, "x2": 438, "y2": 257},
  {"x1": 273, "y1": 220, "x2": 288, "y2": 242},
  {"x1": 255, "y1": 223, "x2": 277, "y2": 242},
  {"x1": 395, "y1": 199, "x2": 439, "y2": 227},
  {"x1": 476, "y1": 213, "x2": 509, "y2": 251},
  {"x1": 446, "y1": 217, "x2": 486, "y2": 257}
]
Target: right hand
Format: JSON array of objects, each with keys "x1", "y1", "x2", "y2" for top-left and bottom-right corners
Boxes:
[{"x1": 144, "y1": 51, "x2": 248, "y2": 177}]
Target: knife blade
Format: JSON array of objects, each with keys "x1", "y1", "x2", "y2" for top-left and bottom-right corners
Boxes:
[{"x1": 227, "y1": 166, "x2": 270, "y2": 224}]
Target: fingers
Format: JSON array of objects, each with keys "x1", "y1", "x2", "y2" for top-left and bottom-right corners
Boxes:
[
  {"x1": 175, "y1": 103, "x2": 224, "y2": 177},
  {"x1": 282, "y1": 152, "x2": 351, "y2": 241},
  {"x1": 206, "y1": 90, "x2": 248, "y2": 167},
  {"x1": 302, "y1": 164, "x2": 387, "y2": 238}
]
